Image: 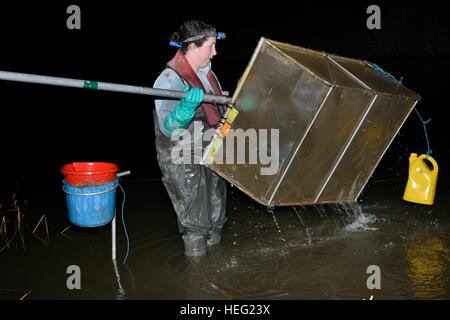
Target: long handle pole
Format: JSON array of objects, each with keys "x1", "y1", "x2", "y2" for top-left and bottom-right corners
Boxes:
[
  {"x1": 112, "y1": 214, "x2": 116, "y2": 261},
  {"x1": 0, "y1": 70, "x2": 232, "y2": 105}
]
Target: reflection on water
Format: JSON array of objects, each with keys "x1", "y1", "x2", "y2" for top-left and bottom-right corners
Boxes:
[
  {"x1": 406, "y1": 235, "x2": 450, "y2": 299},
  {"x1": 112, "y1": 259, "x2": 126, "y2": 300}
]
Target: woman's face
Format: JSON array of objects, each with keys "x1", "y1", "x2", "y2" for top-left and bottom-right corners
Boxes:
[{"x1": 187, "y1": 36, "x2": 217, "y2": 70}]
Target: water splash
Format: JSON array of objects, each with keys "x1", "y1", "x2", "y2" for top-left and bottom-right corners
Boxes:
[
  {"x1": 344, "y1": 212, "x2": 378, "y2": 232},
  {"x1": 270, "y1": 211, "x2": 282, "y2": 235},
  {"x1": 267, "y1": 206, "x2": 289, "y2": 255},
  {"x1": 292, "y1": 206, "x2": 312, "y2": 245},
  {"x1": 335, "y1": 202, "x2": 378, "y2": 232},
  {"x1": 219, "y1": 255, "x2": 238, "y2": 271}
]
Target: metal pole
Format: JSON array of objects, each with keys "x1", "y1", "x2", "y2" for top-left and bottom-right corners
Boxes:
[
  {"x1": 112, "y1": 214, "x2": 116, "y2": 261},
  {"x1": 0, "y1": 70, "x2": 232, "y2": 105}
]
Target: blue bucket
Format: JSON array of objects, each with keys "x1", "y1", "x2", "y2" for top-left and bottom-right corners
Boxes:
[{"x1": 63, "y1": 179, "x2": 118, "y2": 227}]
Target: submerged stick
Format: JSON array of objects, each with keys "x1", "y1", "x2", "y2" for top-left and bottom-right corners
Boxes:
[
  {"x1": 19, "y1": 290, "x2": 32, "y2": 300},
  {"x1": 32, "y1": 214, "x2": 45, "y2": 235},
  {"x1": 1, "y1": 216, "x2": 9, "y2": 248},
  {"x1": 32, "y1": 214, "x2": 49, "y2": 245},
  {"x1": 60, "y1": 225, "x2": 72, "y2": 240},
  {"x1": 186, "y1": 257, "x2": 234, "y2": 299},
  {"x1": 17, "y1": 208, "x2": 25, "y2": 249}
]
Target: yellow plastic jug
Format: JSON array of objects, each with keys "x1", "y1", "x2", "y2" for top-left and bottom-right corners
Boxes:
[{"x1": 403, "y1": 153, "x2": 438, "y2": 205}]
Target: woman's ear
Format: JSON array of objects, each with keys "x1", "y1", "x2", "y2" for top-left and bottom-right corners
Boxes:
[{"x1": 187, "y1": 42, "x2": 199, "y2": 53}]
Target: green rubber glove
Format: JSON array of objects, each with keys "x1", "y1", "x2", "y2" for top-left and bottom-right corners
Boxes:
[{"x1": 163, "y1": 85, "x2": 204, "y2": 135}]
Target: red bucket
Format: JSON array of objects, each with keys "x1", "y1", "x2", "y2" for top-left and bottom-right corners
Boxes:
[{"x1": 61, "y1": 162, "x2": 119, "y2": 187}]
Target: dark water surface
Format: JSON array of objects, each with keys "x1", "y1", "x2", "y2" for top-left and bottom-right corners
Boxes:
[{"x1": 1, "y1": 174, "x2": 449, "y2": 300}]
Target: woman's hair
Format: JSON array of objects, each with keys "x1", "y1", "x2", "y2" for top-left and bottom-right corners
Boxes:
[{"x1": 170, "y1": 20, "x2": 216, "y2": 54}]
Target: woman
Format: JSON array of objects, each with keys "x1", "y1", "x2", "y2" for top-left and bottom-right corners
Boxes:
[{"x1": 153, "y1": 20, "x2": 227, "y2": 257}]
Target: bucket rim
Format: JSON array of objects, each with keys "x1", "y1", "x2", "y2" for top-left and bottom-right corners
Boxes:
[{"x1": 60, "y1": 162, "x2": 119, "y2": 175}]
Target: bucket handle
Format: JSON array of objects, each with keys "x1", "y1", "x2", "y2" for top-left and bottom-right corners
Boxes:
[
  {"x1": 418, "y1": 154, "x2": 438, "y2": 172},
  {"x1": 117, "y1": 170, "x2": 131, "y2": 177},
  {"x1": 63, "y1": 183, "x2": 119, "y2": 196}
]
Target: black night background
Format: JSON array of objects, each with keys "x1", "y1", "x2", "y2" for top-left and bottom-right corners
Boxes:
[{"x1": 0, "y1": 1, "x2": 449, "y2": 187}]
